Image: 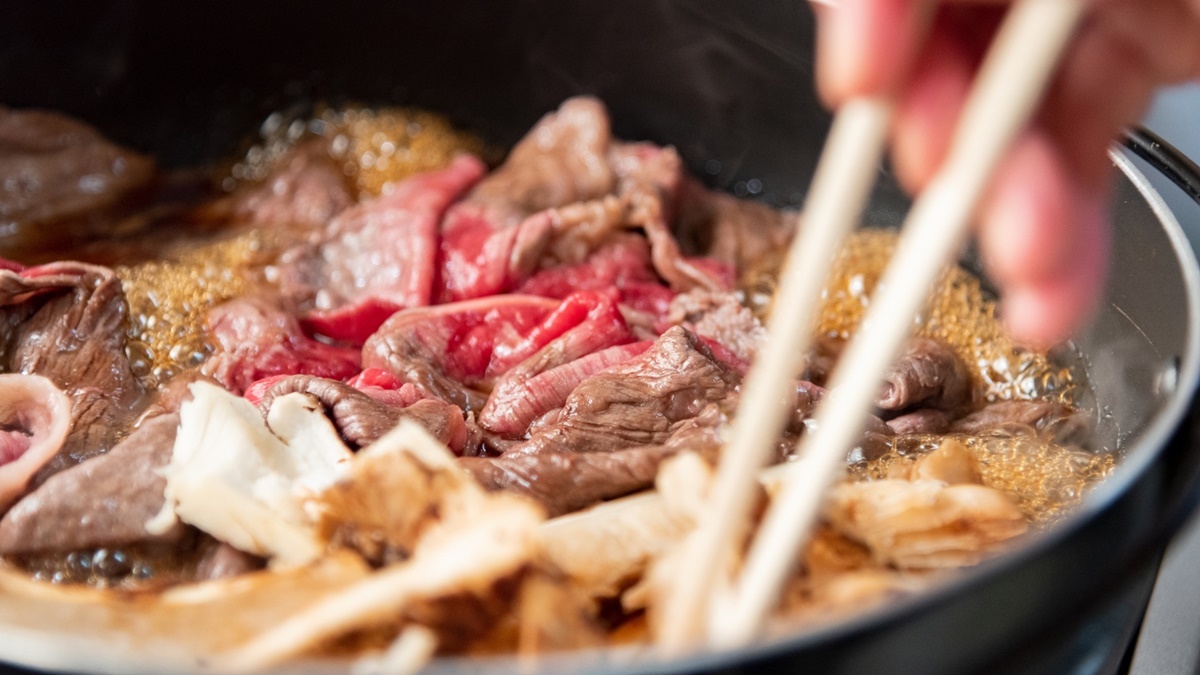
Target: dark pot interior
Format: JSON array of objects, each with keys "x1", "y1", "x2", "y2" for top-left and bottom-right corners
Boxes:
[{"x1": 3, "y1": 1, "x2": 1200, "y2": 673}]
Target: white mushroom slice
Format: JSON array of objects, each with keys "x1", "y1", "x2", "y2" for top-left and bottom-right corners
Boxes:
[
  {"x1": 222, "y1": 420, "x2": 543, "y2": 670},
  {"x1": 148, "y1": 383, "x2": 352, "y2": 566},
  {"x1": 824, "y1": 480, "x2": 1028, "y2": 569},
  {"x1": 266, "y1": 392, "x2": 356, "y2": 509},
  {"x1": 539, "y1": 452, "x2": 713, "y2": 602},
  {"x1": 0, "y1": 374, "x2": 71, "y2": 512}
]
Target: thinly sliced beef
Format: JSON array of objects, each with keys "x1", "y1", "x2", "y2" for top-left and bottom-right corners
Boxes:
[
  {"x1": 215, "y1": 139, "x2": 354, "y2": 231},
  {"x1": 0, "y1": 263, "x2": 146, "y2": 480},
  {"x1": 878, "y1": 337, "x2": 973, "y2": 414},
  {"x1": 675, "y1": 177, "x2": 799, "y2": 277},
  {"x1": 257, "y1": 375, "x2": 467, "y2": 453},
  {"x1": 343, "y1": 368, "x2": 428, "y2": 408},
  {"x1": 0, "y1": 375, "x2": 71, "y2": 512},
  {"x1": 668, "y1": 289, "x2": 766, "y2": 364},
  {"x1": 480, "y1": 341, "x2": 650, "y2": 438},
  {"x1": 517, "y1": 235, "x2": 676, "y2": 324},
  {"x1": 440, "y1": 97, "x2": 615, "y2": 302},
  {"x1": 0, "y1": 410, "x2": 181, "y2": 555},
  {"x1": 509, "y1": 326, "x2": 740, "y2": 456},
  {"x1": 463, "y1": 406, "x2": 727, "y2": 517},
  {"x1": 300, "y1": 155, "x2": 486, "y2": 343},
  {"x1": 610, "y1": 142, "x2": 730, "y2": 292},
  {"x1": 363, "y1": 292, "x2": 631, "y2": 414},
  {"x1": 464, "y1": 97, "x2": 615, "y2": 224},
  {"x1": 949, "y1": 400, "x2": 1091, "y2": 443},
  {"x1": 809, "y1": 336, "x2": 973, "y2": 428},
  {"x1": 201, "y1": 297, "x2": 360, "y2": 395},
  {"x1": 364, "y1": 295, "x2": 558, "y2": 412},
  {"x1": 0, "y1": 107, "x2": 156, "y2": 252},
  {"x1": 462, "y1": 444, "x2": 674, "y2": 518}
]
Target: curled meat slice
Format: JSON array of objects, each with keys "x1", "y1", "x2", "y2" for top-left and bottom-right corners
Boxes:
[
  {"x1": 258, "y1": 375, "x2": 467, "y2": 454},
  {"x1": 365, "y1": 293, "x2": 636, "y2": 417},
  {"x1": 0, "y1": 375, "x2": 71, "y2": 512},
  {"x1": 878, "y1": 337, "x2": 973, "y2": 413},
  {"x1": 610, "y1": 142, "x2": 730, "y2": 292},
  {"x1": 364, "y1": 295, "x2": 560, "y2": 412},
  {"x1": 0, "y1": 262, "x2": 145, "y2": 480}
]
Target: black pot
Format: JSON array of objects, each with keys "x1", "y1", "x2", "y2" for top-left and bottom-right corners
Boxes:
[{"x1": 3, "y1": 1, "x2": 1200, "y2": 673}]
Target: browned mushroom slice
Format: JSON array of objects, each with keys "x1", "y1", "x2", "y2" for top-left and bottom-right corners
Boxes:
[
  {"x1": 823, "y1": 480, "x2": 1027, "y2": 569},
  {"x1": 223, "y1": 421, "x2": 545, "y2": 670}
]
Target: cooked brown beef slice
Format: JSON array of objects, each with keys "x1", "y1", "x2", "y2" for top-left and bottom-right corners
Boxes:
[
  {"x1": 0, "y1": 107, "x2": 155, "y2": 241},
  {"x1": 886, "y1": 408, "x2": 953, "y2": 436},
  {"x1": 675, "y1": 177, "x2": 799, "y2": 277},
  {"x1": 949, "y1": 400, "x2": 1092, "y2": 443},
  {"x1": 878, "y1": 337, "x2": 973, "y2": 413},
  {"x1": 0, "y1": 412, "x2": 180, "y2": 555},
  {"x1": 509, "y1": 326, "x2": 738, "y2": 456},
  {"x1": 462, "y1": 408, "x2": 726, "y2": 517},
  {"x1": 259, "y1": 375, "x2": 465, "y2": 451},
  {"x1": 0, "y1": 263, "x2": 145, "y2": 479},
  {"x1": 462, "y1": 445, "x2": 673, "y2": 518}
]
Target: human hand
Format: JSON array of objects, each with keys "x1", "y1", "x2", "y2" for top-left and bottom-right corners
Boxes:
[{"x1": 814, "y1": 0, "x2": 1200, "y2": 347}]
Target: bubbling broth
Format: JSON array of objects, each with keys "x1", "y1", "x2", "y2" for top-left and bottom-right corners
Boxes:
[{"x1": 745, "y1": 228, "x2": 1113, "y2": 526}]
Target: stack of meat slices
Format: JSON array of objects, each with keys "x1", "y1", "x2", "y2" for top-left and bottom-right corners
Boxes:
[{"x1": 0, "y1": 98, "x2": 1084, "y2": 587}]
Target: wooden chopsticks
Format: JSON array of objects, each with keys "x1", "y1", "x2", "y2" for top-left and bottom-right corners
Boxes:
[
  {"x1": 658, "y1": 97, "x2": 894, "y2": 649},
  {"x1": 664, "y1": 0, "x2": 1087, "y2": 650}
]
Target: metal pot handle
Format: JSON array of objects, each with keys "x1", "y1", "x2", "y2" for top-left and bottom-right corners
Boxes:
[{"x1": 1121, "y1": 126, "x2": 1200, "y2": 205}]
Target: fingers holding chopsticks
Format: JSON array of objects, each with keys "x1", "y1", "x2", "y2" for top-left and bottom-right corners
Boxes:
[{"x1": 815, "y1": 0, "x2": 1200, "y2": 348}]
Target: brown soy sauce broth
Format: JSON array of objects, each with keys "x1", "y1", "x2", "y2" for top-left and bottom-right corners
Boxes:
[{"x1": 743, "y1": 227, "x2": 1116, "y2": 526}]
